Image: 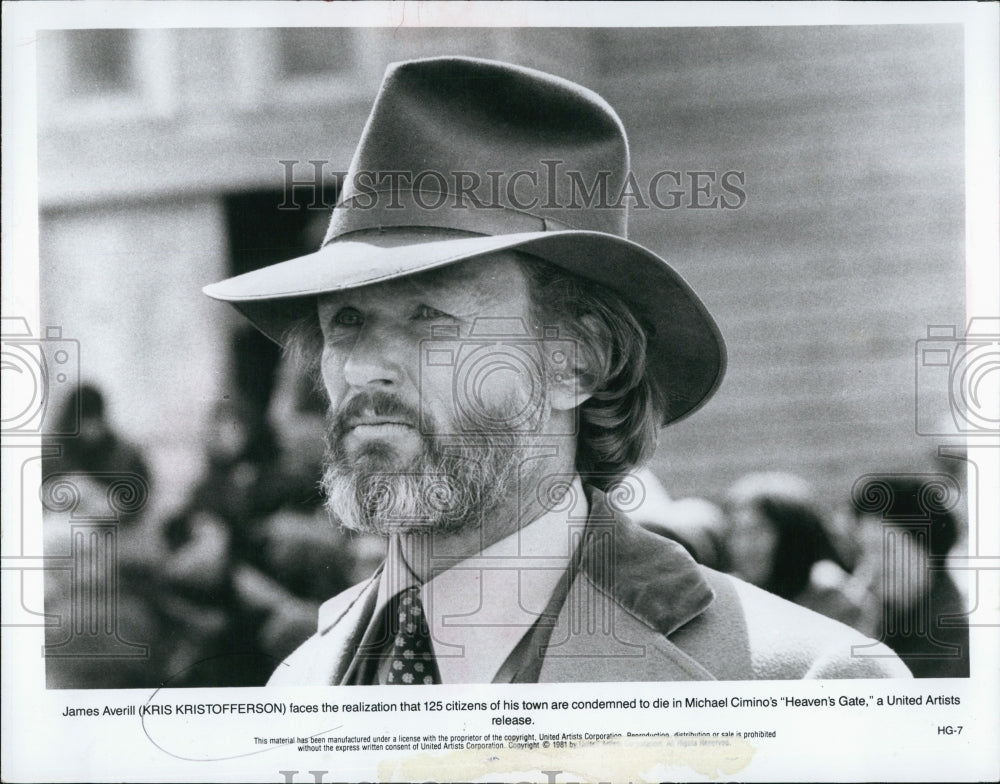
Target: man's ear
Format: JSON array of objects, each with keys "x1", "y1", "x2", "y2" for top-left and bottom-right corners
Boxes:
[{"x1": 547, "y1": 314, "x2": 608, "y2": 411}]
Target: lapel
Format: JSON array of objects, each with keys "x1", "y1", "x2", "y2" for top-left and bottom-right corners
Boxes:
[
  {"x1": 309, "y1": 569, "x2": 381, "y2": 685},
  {"x1": 538, "y1": 487, "x2": 717, "y2": 682}
]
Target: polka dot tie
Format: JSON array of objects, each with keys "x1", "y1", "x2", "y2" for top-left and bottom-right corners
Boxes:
[{"x1": 385, "y1": 587, "x2": 441, "y2": 685}]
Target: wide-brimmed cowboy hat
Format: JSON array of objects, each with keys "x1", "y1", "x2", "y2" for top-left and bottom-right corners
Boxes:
[{"x1": 204, "y1": 56, "x2": 725, "y2": 426}]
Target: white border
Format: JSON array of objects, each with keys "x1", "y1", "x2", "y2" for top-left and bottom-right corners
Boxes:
[{"x1": 3, "y1": 3, "x2": 998, "y2": 783}]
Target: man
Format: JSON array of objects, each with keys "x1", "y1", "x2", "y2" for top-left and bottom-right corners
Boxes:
[{"x1": 205, "y1": 56, "x2": 910, "y2": 684}]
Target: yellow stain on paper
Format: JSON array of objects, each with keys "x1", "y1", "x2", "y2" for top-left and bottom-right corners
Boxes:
[{"x1": 377, "y1": 737, "x2": 756, "y2": 782}]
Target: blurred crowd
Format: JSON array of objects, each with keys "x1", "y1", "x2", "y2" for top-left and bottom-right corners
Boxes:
[
  {"x1": 41, "y1": 330, "x2": 384, "y2": 689},
  {"x1": 41, "y1": 348, "x2": 970, "y2": 686},
  {"x1": 638, "y1": 467, "x2": 970, "y2": 679}
]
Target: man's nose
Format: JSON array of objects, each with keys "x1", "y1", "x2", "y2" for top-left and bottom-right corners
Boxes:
[{"x1": 341, "y1": 322, "x2": 410, "y2": 389}]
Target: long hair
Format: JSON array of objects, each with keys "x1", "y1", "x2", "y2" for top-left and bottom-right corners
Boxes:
[{"x1": 518, "y1": 257, "x2": 663, "y2": 490}]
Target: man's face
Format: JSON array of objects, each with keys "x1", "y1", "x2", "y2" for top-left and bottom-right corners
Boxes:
[{"x1": 316, "y1": 244, "x2": 557, "y2": 535}]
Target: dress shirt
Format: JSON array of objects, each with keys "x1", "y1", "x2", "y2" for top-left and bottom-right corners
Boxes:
[{"x1": 343, "y1": 476, "x2": 589, "y2": 684}]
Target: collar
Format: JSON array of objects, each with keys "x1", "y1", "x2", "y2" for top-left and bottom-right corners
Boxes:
[
  {"x1": 313, "y1": 479, "x2": 717, "y2": 682},
  {"x1": 579, "y1": 485, "x2": 715, "y2": 636},
  {"x1": 371, "y1": 476, "x2": 589, "y2": 684}
]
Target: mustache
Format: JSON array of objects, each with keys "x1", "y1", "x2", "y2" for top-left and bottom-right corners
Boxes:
[{"x1": 331, "y1": 390, "x2": 423, "y2": 440}]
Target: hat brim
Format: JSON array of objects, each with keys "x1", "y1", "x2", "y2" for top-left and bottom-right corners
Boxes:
[{"x1": 203, "y1": 230, "x2": 726, "y2": 426}]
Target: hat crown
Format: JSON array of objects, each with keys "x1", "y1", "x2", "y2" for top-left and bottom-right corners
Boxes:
[
  {"x1": 327, "y1": 56, "x2": 631, "y2": 243},
  {"x1": 203, "y1": 56, "x2": 726, "y2": 429}
]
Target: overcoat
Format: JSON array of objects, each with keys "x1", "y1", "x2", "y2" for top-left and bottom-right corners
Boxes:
[{"x1": 269, "y1": 488, "x2": 911, "y2": 684}]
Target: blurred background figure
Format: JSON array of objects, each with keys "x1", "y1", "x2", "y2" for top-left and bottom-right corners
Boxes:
[
  {"x1": 156, "y1": 506, "x2": 247, "y2": 686},
  {"x1": 150, "y1": 345, "x2": 370, "y2": 686},
  {"x1": 639, "y1": 496, "x2": 729, "y2": 572},
  {"x1": 724, "y1": 472, "x2": 860, "y2": 626},
  {"x1": 153, "y1": 395, "x2": 294, "y2": 686},
  {"x1": 930, "y1": 437, "x2": 970, "y2": 605},
  {"x1": 44, "y1": 382, "x2": 151, "y2": 489},
  {"x1": 42, "y1": 383, "x2": 163, "y2": 688},
  {"x1": 845, "y1": 474, "x2": 969, "y2": 678},
  {"x1": 152, "y1": 394, "x2": 295, "y2": 686},
  {"x1": 186, "y1": 397, "x2": 284, "y2": 532}
]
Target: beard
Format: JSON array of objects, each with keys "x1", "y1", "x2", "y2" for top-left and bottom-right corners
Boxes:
[{"x1": 321, "y1": 389, "x2": 546, "y2": 536}]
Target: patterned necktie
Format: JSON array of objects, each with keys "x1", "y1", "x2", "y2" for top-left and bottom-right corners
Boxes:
[{"x1": 385, "y1": 586, "x2": 441, "y2": 685}]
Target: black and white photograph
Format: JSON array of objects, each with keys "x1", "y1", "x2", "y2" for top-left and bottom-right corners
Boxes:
[{"x1": 3, "y1": 2, "x2": 998, "y2": 782}]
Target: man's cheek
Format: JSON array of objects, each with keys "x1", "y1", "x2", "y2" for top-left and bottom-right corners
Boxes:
[
  {"x1": 418, "y1": 366, "x2": 460, "y2": 433},
  {"x1": 474, "y1": 378, "x2": 539, "y2": 429}
]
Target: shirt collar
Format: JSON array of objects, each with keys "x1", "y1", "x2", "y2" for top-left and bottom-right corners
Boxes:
[{"x1": 372, "y1": 476, "x2": 588, "y2": 684}]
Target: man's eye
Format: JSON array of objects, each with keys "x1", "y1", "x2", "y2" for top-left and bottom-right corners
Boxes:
[
  {"x1": 416, "y1": 305, "x2": 452, "y2": 320},
  {"x1": 333, "y1": 307, "x2": 363, "y2": 327}
]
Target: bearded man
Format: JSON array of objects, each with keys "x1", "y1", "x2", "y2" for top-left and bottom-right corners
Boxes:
[{"x1": 205, "y1": 56, "x2": 910, "y2": 684}]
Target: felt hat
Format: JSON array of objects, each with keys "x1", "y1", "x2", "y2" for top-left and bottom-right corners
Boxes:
[{"x1": 204, "y1": 56, "x2": 725, "y2": 425}]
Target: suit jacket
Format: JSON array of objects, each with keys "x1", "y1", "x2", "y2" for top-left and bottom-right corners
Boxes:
[{"x1": 269, "y1": 487, "x2": 911, "y2": 684}]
